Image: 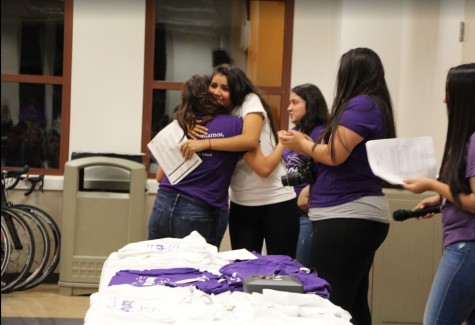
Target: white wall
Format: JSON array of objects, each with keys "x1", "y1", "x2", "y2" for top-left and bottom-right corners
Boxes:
[
  {"x1": 70, "y1": 0, "x2": 146, "y2": 155},
  {"x1": 292, "y1": 0, "x2": 465, "y2": 167},
  {"x1": 55, "y1": 0, "x2": 469, "y2": 191},
  {"x1": 464, "y1": 0, "x2": 475, "y2": 62}
]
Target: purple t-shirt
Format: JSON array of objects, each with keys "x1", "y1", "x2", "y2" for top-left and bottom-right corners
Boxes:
[
  {"x1": 441, "y1": 132, "x2": 475, "y2": 247},
  {"x1": 108, "y1": 268, "x2": 229, "y2": 294},
  {"x1": 219, "y1": 252, "x2": 330, "y2": 298},
  {"x1": 282, "y1": 126, "x2": 323, "y2": 198},
  {"x1": 309, "y1": 95, "x2": 385, "y2": 208},
  {"x1": 160, "y1": 115, "x2": 243, "y2": 210}
]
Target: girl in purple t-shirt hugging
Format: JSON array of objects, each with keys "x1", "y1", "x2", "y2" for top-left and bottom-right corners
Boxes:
[
  {"x1": 147, "y1": 75, "x2": 243, "y2": 249},
  {"x1": 279, "y1": 48, "x2": 397, "y2": 324},
  {"x1": 403, "y1": 63, "x2": 475, "y2": 325}
]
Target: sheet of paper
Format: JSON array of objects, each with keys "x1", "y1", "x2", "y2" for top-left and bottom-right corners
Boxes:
[
  {"x1": 366, "y1": 136, "x2": 437, "y2": 185},
  {"x1": 217, "y1": 249, "x2": 257, "y2": 261},
  {"x1": 147, "y1": 120, "x2": 202, "y2": 185}
]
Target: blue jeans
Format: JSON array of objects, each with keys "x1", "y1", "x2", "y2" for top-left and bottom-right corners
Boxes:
[
  {"x1": 424, "y1": 241, "x2": 475, "y2": 325},
  {"x1": 296, "y1": 214, "x2": 312, "y2": 267},
  {"x1": 147, "y1": 189, "x2": 228, "y2": 249}
]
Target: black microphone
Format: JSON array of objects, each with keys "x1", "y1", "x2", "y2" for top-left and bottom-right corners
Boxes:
[{"x1": 392, "y1": 206, "x2": 441, "y2": 221}]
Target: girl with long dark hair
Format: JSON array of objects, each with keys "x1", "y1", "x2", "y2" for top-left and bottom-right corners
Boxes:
[
  {"x1": 279, "y1": 48, "x2": 396, "y2": 324},
  {"x1": 403, "y1": 63, "x2": 475, "y2": 325},
  {"x1": 282, "y1": 83, "x2": 329, "y2": 267}
]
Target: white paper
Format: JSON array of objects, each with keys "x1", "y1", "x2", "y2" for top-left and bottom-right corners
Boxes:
[
  {"x1": 366, "y1": 136, "x2": 437, "y2": 185},
  {"x1": 147, "y1": 120, "x2": 202, "y2": 185},
  {"x1": 217, "y1": 248, "x2": 257, "y2": 261}
]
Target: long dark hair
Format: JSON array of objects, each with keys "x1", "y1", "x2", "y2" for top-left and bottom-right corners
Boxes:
[
  {"x1": 175, "y1": 74, "x2": 227, "y2": 137},
  {"x1": 212, "y1": 64, "x2": 279, "y2": 143},
  {"x1": 291, "y1": 83, "x2": 329, "y2": 135},
  {"x1": 439, "y1": 63, "x2": 475, "y2": 207},
  {"x1": 321, "y1": 48, "x2": 396, "y2": 160}
]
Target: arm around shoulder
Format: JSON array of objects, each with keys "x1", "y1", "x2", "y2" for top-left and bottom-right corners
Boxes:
[{"x1": 209, "y1": 112, "x2": 263, "y2": 152}]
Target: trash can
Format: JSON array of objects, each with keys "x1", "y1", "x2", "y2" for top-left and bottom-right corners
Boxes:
[{"x1": 59, "y1": 156, "x2": 147, "y2": 295}]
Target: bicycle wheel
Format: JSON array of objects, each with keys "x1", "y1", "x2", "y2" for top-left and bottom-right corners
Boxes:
[
  {"x1": 1, "y1": 222, "x2": 12, "y2": 276},
  {"x1": 1, "y1": 208, "x2": 35, "y2": 293},
  {"x1": 9, "y1": 207, "x2": 50, "y2": 291},
  {"x1": 13, "y1": 204, "x2": 61, "y2": 290}
]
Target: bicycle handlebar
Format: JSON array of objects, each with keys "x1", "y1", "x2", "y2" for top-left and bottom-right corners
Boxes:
[
  {"x1": 23, "y1": 174, "x2": 44, "y2": 196},
  {"x1": 3, "y1": 165, "x2": 29, "y2": 190}
]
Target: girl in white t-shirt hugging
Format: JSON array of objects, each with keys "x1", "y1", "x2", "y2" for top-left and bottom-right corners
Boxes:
[{"x1": 181, "y1": 64, "x2": 299, "y2": 258}]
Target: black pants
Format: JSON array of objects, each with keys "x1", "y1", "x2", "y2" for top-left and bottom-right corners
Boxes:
[
  {"x1": 311, "y1": 218, "x2": 389, "y2": 325},
  {"x1": 229, "y1": 198, "x2": 300, "y2": 258}
]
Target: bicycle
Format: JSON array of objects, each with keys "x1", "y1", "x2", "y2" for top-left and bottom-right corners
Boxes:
[
  {"x1": 1, "y1": 166, "x2": 61, "y2": 292},
  {"x1": 1, "y1": 166, "x2": 36, "y2": 293}
]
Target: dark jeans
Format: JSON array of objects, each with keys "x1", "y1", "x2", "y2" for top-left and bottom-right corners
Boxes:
[
  {"x1": 228, "y1": 198, "x2": 300, "y2": 258},
  {"x1": 147, "y1": 189, "x2": 228, "y2": 248},
  {"x1": 311, "y1": 218, "x2": 389, "y2": 325}
]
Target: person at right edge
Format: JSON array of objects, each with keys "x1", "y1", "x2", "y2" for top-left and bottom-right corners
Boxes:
[
  {"x1": 279, "y1": 47, "x2": 397, "y2": 325},
  {"x1": 402, "y1": 63, "x2": 475, "y2": 325}
]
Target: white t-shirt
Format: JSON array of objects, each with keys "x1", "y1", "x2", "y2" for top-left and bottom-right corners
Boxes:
[{"x1": 229, "y1": 93, "x2": 296, "y2": 206}]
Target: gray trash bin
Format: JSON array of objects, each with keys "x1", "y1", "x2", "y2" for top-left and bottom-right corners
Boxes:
[{"x1": 59, "y1": 156, "x2": 147, "y2": 295}]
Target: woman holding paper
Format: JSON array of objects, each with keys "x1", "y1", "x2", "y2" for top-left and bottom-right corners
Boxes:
[
  {"x1": 147, "y1": 74, "x2": 243, "y2": 249},
  {"x1": 402, "y1": 63, "x2": 475, "y2": 325},
  {"x1": 279, "y1": 48, "x2": 396, "y2": 324}
]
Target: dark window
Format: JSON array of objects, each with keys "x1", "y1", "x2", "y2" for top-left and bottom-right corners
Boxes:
[
  {"x1": 1, "y1": 0, "x2": 72, "y2": 174},
  {"x1": 142, "y1": 0, "x2": 294, "y2": 175}
]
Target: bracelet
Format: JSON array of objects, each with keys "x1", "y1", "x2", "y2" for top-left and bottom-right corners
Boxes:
[{"x1": 208, "y1": 138, "x2": 211, "y2": 150}]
